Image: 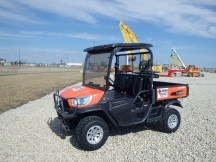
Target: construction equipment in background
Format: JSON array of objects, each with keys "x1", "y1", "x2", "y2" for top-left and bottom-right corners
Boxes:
[
  {"x1": 162, "y1": 64, "x2": 169, "y2": 72},
  {"x1": 212, "y1": 69, "x2": 216, "y2": 73},
  {"x1": 119, "y1": 21, "x2": 162, "y2": 73},
  {"x1": 119, "y1": 65, "x2": 133, "y2": 73},
  {"x1": 170, "y1": 48, "x2": 186, "y2": 70},
  {"x1": 184, "y1": 65, "x2": 202, "y2": 77},
  {"x1": 171, "y1": 48, "x2": 203, "y2": 77},
  {"x1": 160, "y1": 48, "x2": 204, "y2": 77},
  {"x1": 87, "y1": 61, "x2": 109, "y2": 72},
  {"x1": 153, "y1": 61, "x2": 163, "y2": 73}
]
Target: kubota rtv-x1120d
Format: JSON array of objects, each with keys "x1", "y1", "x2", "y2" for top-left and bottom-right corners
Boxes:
[{"x1": 53, "y1": 43, "x2": 189, "y2": 151}]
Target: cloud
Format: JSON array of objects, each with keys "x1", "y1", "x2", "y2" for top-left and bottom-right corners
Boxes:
[
  {"x1": 47, "y1": 32, "x2": 102, "y2": 40},
  {"x1": 0, "y1": 31, "x2": 45, "y2": 40},
  {"x1": 109, "y1": 1, "x2": 216, "y2": 38},
  {"x1": 0, "y1": 0, "x2": 216, "y2": 38},
  {"x1": 14, "y1": 0, "x2": 97, "y2": 24},
  {"x1": 0, "y1": 1, "x2": 46, "y2": 25},
  {"x1": 0, "y1": 30, "x2": 121, "y2": 41},
  {"x1": 47, "y1": 32, "x2": 121, "y2": 41}
]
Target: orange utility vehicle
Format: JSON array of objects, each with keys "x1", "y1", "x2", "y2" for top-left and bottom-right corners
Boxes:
[{"x1": 53, "y1": 43, "x2": 189, "y2": 151}]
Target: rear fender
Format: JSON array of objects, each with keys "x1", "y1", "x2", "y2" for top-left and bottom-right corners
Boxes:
[
  {"x1": 162, "y1": 100, "x2": 183, "y2": 119},
  {"x1": 165, "y1": 100, "x2": 183, "y2": 109}
]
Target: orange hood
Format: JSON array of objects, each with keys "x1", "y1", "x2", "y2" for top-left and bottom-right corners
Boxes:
[{"x1": 60, "y1": 85, "x2": 104, "y2": 108}]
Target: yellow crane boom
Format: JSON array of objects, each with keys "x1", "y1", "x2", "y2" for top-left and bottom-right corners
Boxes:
[
  {"x1": 119, "y1": 21, "x2": 162, "y2": 73},
  {"x1": 119, "y1": 21, "x2": 148, "y2": 61}
]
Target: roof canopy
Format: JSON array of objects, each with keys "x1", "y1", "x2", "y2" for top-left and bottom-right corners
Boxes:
[{"x1": 83, "y1": 43, "x2": 153, "y2": 54}]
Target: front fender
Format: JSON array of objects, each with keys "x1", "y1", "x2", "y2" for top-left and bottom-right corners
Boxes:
[{"x1": 79, "y1": 104, "x2": 119, "y2": 127}]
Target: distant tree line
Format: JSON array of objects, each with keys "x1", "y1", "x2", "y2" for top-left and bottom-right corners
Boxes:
[{"x1": 12, "y1": 60, "x2": 27, "y2": 65}]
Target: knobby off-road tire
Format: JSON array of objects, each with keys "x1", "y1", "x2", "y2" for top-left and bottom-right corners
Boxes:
[
  {"x1": 157, "y1": 108, "x2": 181, "y2": 133},
  {"x1": 75, "y1": 116, "x2": 109, "y2": 151}
]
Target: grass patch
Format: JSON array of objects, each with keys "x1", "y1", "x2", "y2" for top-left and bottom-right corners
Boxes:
[{"x1": 0, "y1": 71, "x2": 82, "y2": 114}]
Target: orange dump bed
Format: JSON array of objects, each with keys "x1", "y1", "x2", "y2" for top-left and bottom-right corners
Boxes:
[{"x1": 153, "y1": 81, "x2": 189, "y2": 101}]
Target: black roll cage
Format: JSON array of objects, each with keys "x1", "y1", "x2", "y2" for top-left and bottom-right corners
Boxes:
[{"x1": 83, "y1": 43, "x2": 154, "y2": 91}]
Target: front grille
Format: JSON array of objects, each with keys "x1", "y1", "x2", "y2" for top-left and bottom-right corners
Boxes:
[{"x1": 63, "y1": 99, "x2": 70, "y2": 108}]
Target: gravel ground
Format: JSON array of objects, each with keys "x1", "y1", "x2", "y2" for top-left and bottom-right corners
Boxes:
[{"x1": 0, "y1": 72, "x2": 215, "y2": 162}]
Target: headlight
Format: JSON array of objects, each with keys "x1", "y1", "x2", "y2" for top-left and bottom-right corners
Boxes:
[{"x1": 72, "y1": 95, "x2": 92, "y2": 106}]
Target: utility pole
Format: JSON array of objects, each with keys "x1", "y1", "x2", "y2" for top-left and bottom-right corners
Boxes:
[
  {"x1": 19, "y1": 49, "x2": 20, "y2": 65},
  {"x1": 63, "y1": 46, "x2": 66, "y2": 64}
]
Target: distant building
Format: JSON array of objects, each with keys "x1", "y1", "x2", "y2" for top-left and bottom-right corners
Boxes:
[
  {"x1": 0, "y1": 58, "x2": 11, "y2": 66},
  {"x1": 0, "y1": 58, "x2": 6, "y2": 65},
  {"x1": 66, "y1": 63, "x2": 83, "y2": 66},
  {"x1": 22, "y1": 63, "x2": 37, "y2": 67},
  {"x1": 3, "y1": 62, "x2": 12, "y2": 66}
]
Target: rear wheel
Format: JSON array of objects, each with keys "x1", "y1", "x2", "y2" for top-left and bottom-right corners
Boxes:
[
  {"x1": 156, "y1": 108, "x2": 181, "y2": 133},
  {"x1": 75, "y1": 116, "x2": 109, "y2": 151}
]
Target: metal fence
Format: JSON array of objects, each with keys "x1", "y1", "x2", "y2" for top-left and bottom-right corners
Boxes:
[{"x1": 0, "y1": 66, "x2": 83, "y2": 76}]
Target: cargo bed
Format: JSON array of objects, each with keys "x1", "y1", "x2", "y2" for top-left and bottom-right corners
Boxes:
[{"x1": 153, "y1": 81, "x2": 189, "y2": 101}]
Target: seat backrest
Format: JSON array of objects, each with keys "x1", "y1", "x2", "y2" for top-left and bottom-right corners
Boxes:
[
  {"x1": 125, "y1": 76, "x2": 136, "y2": 95},
  {"x1": 145, "y1": 78, "x2": 151, "y2": 90},
  {"x1": 114, "y1": 75, "x2": 151, "y2": 96},
  {"x1": 133, "y1": 77, "x2": 144, "y2": 95},
  {"x1": 114, "y1": 75, "x2": 128, "y2": 91}
]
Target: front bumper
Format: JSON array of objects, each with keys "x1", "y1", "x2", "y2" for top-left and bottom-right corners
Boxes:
[
  {"x1": 56, "y1": 117, "x2": 71, "y2": 131},
  {"x1": 53, "y1": 91, "x2": 78, "y2": 119}
]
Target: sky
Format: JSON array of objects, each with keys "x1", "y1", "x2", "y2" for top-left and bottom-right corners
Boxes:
[{"x1": 0, "y1": 0, "x2": 216, "y2": 68}]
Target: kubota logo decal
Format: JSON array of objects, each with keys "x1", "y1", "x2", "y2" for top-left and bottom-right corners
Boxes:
[
  {"x1": 71, "y1": 86, "x2": 83, "y2": 92},
  {"x1": 158, "y1": 88, "x2": 168, "y2": 98}
]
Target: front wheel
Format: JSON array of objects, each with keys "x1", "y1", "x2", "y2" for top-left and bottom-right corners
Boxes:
[
  {"x1": 75, "y1": 116, "x2": 109, "y2": 151},
  {"x1": 156, "y1": 108, "x2": 181, "y2": 133}
]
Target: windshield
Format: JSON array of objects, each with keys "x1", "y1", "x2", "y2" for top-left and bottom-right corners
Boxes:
[{"x1": 83, "y1": 52, "x2": 111, "y2": 88}]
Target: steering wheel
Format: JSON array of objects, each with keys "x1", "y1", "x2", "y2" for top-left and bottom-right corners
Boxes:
[{"x1": 104, "y1": 76, "x2": 114, "y2": 86}]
